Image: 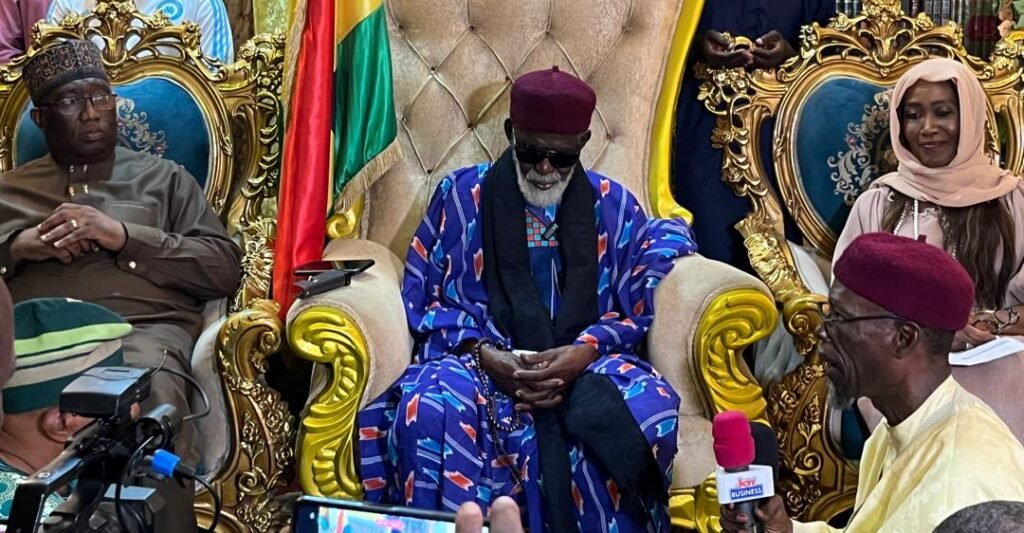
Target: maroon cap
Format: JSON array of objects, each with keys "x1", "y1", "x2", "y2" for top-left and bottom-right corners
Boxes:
[
  {"x1": 510, "y1": 66, "x2": 596, "y2": 135},
  {"x1": 833, "y1": 233, "x2": 975, "y2": 332}
]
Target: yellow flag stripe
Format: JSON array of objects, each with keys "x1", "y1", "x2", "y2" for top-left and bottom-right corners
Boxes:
[{"x1": 336, "y1": 0, "x2": 383, "y2": 42}]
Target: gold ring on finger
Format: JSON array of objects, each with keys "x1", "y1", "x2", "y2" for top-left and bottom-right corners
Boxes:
[{"x1": 70, "y1": 219, "x2": 79, "y2": 229}]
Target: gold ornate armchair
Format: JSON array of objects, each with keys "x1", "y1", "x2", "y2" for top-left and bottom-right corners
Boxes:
[
  {"x1": 286, "y1": 1, "x2": 778, "y2": 531},
  {"x1": 699, "y1": 0, "x2": 1024, "y2": 523},
  {"x1": 0, "y1": 3, "x2": 293, "y2": 531}
]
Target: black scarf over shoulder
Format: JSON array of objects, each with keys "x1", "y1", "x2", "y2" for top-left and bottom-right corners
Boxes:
[{"x1": 479, "y1": 150, "x2": 665, "y2": 531}]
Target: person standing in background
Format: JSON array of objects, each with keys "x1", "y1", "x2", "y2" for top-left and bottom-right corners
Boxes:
[
  {"x1": 672, "y1": 1, "x2": 836, "y2": 271},
  {"x1": 0, "y1": 0, "x2": 52, "y2": 63},
  {"x1": 0, "y1": 0, "x2": 234, "y2": 64}
]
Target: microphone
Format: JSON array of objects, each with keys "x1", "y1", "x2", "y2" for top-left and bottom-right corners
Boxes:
[
  {"x1": 712, "y1": 411, "x2": 778, "y2": 533},
  {"x1": 542, "y1": 222, "x2": 559, "y2": 240}
]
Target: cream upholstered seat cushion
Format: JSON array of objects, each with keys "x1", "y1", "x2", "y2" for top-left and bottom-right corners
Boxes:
[{"x1": 368, "y1": 0, "x2": 686, "y2": 256}]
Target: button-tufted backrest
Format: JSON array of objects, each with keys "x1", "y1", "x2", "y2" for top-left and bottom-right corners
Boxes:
[{"x1": 367, "y1": 0, "x2": 686, "y2": 256}]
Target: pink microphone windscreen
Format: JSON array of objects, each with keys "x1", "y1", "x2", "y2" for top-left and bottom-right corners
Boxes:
[{"x1": 713, "y1": 410, "x2": 755, "y2": 469}]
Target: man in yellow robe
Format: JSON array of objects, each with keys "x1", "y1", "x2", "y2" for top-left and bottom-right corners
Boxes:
[{"x1": 721, "y1": 233, "x2": 1024, "y2": 533}]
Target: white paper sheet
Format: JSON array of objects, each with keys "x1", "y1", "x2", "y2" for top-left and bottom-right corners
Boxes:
[{"x1": 949, "y1": 337, "x2": 1024, "y2": 367}]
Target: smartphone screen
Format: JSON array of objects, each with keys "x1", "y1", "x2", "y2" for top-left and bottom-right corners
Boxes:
[{"x1": 293, "y1": 497, "x2": 488, "y2": 533}]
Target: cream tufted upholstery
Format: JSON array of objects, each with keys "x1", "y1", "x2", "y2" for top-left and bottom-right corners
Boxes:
[{"x1": 368, "y1": 0, "x2": 685, "y2": 255}]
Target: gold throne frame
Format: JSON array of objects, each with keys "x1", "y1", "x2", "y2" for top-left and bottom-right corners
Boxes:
[
  {"x1": 699, "y1": 0, "x2": 1024, "y2": 522},
  {"x1": 0, "y1": 3, "x2": 294, "y2": 531}
]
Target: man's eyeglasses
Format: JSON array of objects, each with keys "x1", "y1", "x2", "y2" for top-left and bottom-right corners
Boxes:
[
  {"x1": 818, "y1": 301, "x2": 917, "y2": 336},
  {"x1": 39, "y1": 93, "x2": 118, "y2": 116},
  {"x1": 512, "y1": 132, "x2": 581, "y2": 169},
  {"x1": 972, "y1": 308, "x2": 1020, "y2": 334}
]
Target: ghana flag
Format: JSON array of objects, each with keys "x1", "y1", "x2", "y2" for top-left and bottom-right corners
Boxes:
[{"x1": 273, "y1": 0, "x2": 400, "y2": 315}]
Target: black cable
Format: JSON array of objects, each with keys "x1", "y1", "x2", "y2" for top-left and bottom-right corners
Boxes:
[
  {"x1": 191, "y1": 474, "x2": 220, "y2": 532},
  {"x1": 153, "y1": 366, "x2": 210, "y2": 423},
  {"x1": 116, "y1": 436, "x2": 154, "y2": 533}
]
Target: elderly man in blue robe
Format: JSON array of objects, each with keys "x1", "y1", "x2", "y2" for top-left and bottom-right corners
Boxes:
[{"x1": 357, "y1": 67, "x2": 698, "y2": 533}]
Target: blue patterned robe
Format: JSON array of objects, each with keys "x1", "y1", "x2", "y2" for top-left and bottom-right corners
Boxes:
[{"x1": 358, "y1": 163, "x2": 698, "y2": 532}]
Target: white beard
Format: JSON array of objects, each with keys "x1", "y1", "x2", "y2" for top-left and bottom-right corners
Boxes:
[{"x1": 514, "y1": 154, "x2": 573, "y2": 208}]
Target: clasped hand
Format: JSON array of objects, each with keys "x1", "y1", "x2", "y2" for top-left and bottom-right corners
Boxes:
[
  {"x1": 480, "y1": 344, "x2": 598, "y2": 412},
  {"x1": 11, "y1": 203, "x2": 126, "y2": 264},
  {"x1": 700, "y1": 30, "x2": 796, "y2": 70}
]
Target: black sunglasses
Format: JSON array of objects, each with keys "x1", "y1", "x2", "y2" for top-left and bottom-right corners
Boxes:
[
  {"x1": 514, "y1": 144, "x2": 580, "y2": 168},
  {"x1": 512, "y1": 131, "x2": 581, "y2": 169}
]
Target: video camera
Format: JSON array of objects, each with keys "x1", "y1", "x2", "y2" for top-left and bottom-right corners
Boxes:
[{"x1": 7, "y1": 366, "x2": 185, "y2": 533}]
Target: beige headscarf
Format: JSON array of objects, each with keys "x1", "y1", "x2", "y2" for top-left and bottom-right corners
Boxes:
[{"x1": 873, "y1": 58, "x2": 1019, "y2": 207}]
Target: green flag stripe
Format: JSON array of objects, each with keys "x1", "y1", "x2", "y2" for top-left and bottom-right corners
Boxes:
[{"x1": 332, "y1": 6, "x2": 398, "y2": 201}]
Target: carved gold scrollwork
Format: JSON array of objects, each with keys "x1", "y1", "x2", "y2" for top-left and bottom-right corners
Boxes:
[
  {"x1": 290, "y1": 306, "x2": 371, "y2": 500},
  {"x1": 698, "y1": 65, "x2": 788, "y2": 237},
  {"x1": 234, "y1": 218, "x2": 276, "y2": 314},
  {"x1": 234, "y1": 33, "x2": 286, "y2": 229},
  {"x1": 767, "y1": 360, "x2": 857, "y2": 522},
  {"x1": 327, "y1": 195, "x2": 365, "y2": 240},
  {"x1": 669, "y1": 475, "x2": 725, "y2": 533},
  {"x1": 694, "y1": 288, "x2": 777, "y2": 422},
  {"x1": 207, "y1": 300, "x2": 296, "y2": 533}
]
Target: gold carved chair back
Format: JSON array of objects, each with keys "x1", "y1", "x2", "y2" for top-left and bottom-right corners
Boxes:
[{"x1": 0, "y1": 3, "x2": 292, "y2": 531}]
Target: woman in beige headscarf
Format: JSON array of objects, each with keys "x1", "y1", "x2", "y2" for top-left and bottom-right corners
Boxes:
[{"x1": 835, "y1": 58, "x2": 1024, "y2": 351}]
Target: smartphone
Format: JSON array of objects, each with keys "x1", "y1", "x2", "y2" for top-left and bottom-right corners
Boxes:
[
  {"x1": 292, "y1": 496, "x2": 488, "y2": 533},
  {"x1": 294, "y1": 259, "x2": 375, "y2": 277}
]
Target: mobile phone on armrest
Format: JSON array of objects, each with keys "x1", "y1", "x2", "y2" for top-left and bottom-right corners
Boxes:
[
  {"x1": 292, "y1": 496, "x2": 488, "y2": 533},
  {"x1": 293, "y1": 259, "x2": 375, "y2": 298},
  {"x1": 294, "y1": 259, "x2": 375, "y2": 277}
]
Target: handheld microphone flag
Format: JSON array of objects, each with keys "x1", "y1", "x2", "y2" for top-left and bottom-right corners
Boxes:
[{"x1": 713, "y1": 411, "x2": 778, "y2": 532}]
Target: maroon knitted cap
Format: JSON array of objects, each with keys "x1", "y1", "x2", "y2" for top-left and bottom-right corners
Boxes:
[
  {"x1": 833, "y1": 233, "x2": 974, "y2": 332},
  {"x1": 510, "y1": 66, "x2": 596, "y2": 135}
]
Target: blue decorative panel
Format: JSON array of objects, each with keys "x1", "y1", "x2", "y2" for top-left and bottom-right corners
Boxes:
[
  {"x1": 14, "y1": 77, "x2": 211, "y2": 189},
  {"x1": 794, "y1": 76, "x2": 897, "y2": 234}
]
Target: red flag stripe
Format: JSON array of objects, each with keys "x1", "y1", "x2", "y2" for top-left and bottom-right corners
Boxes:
[{"x1": 272, "y1": 0, "x2": 336, "y2": 318}]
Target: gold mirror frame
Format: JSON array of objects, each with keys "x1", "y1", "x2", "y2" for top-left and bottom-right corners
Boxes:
[
  {"x1": 697, "y1": 0, "x2": 1024, "y2": 522},
  {"x1": 0, "y1": 3, "x2": 293, "y2": 531}
]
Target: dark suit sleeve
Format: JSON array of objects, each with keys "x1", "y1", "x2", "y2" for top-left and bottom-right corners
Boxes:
[{"x1": 116, "y1": 165, "x2": 242, "y2": 299}]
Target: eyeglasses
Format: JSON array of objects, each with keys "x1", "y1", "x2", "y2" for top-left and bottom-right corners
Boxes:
[
  {"x1": 972, "y1": 308, "x2": 1020, "y2": 334},
  {"x1": 512, "y1": 131, "x2": 581, "y2": 169},
  {"x1": 818, "y1": 301, "x2": 918, "y2": 336},
  {"x1": 39, "y1": 93, "x2": 117, "y2": 116}
]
